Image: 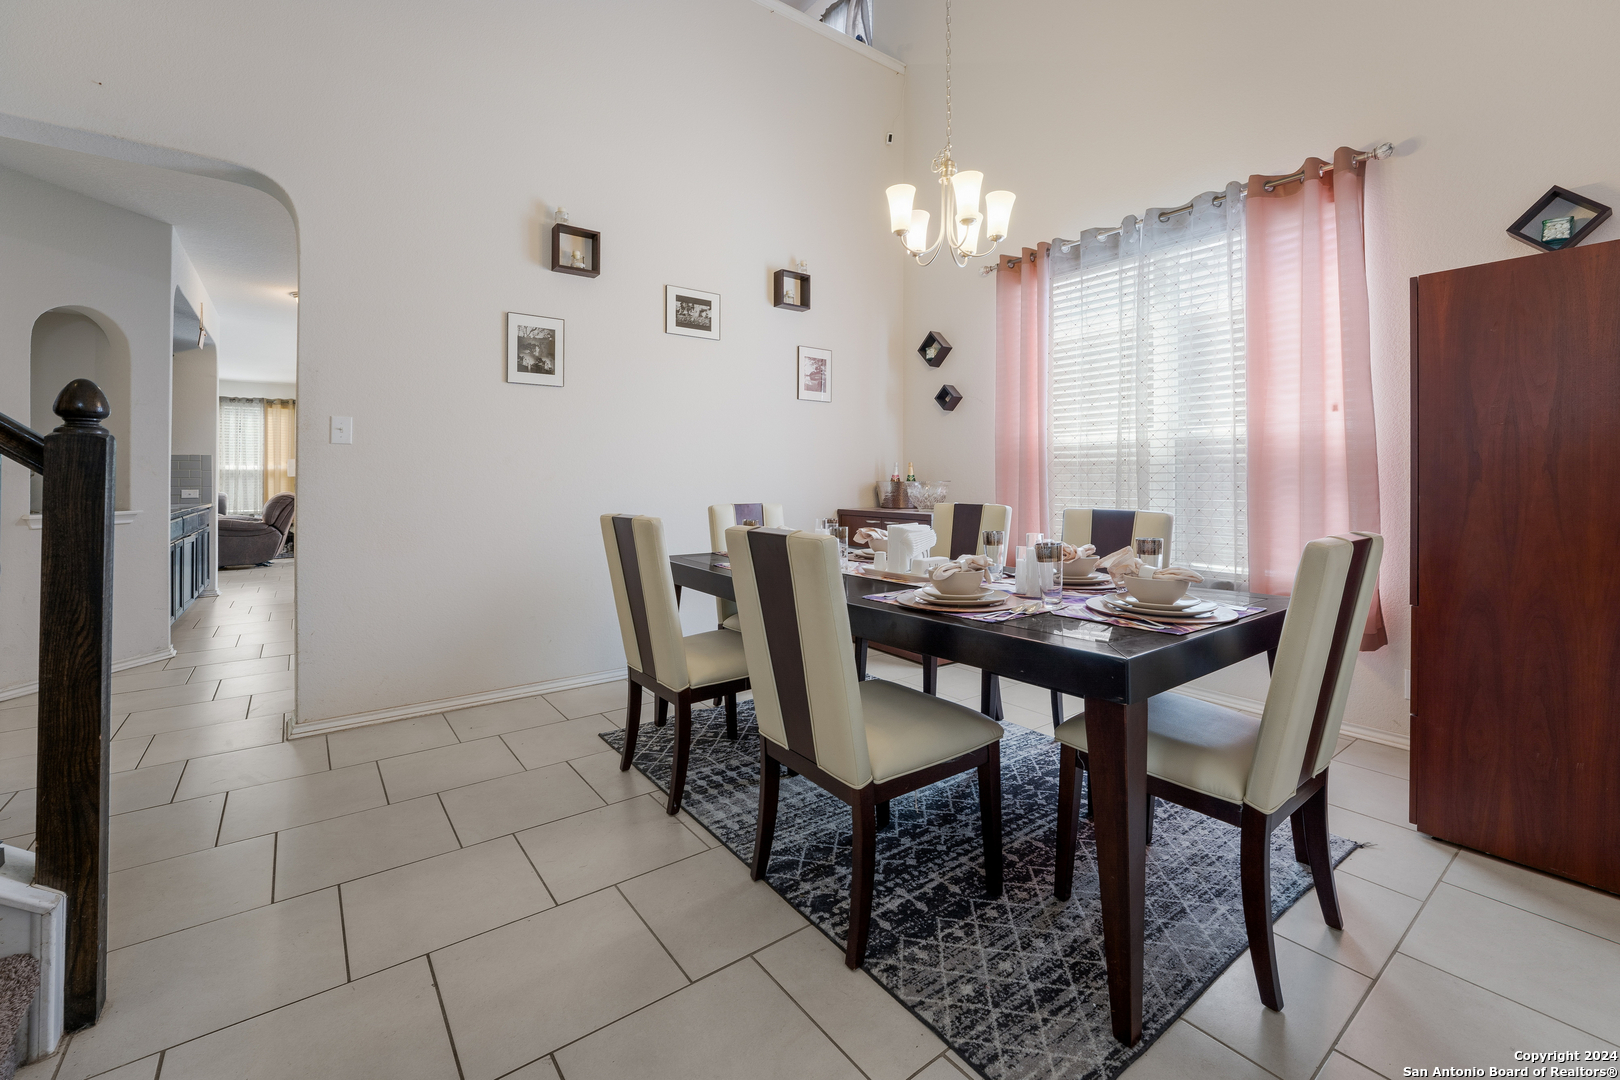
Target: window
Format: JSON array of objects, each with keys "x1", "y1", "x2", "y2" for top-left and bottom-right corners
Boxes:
[
  {"x1": 1048, "y1": 188, "x2": 1248, "y2": 587},
  {"x1": 219, "y1": 397, "x2": 265, "y2": 514}
]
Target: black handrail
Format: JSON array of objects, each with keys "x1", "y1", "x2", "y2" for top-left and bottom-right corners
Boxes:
[{"x1": 0, "y1": 378, "x2": 114, "y2": 1032}]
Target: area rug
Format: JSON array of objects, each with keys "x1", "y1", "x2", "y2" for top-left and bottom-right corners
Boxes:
[{"x1": 600, "y1": 700, "x2": 1355, "y2": 1080}]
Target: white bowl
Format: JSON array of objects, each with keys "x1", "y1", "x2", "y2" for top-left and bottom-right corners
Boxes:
[
  {"x1": 864, "y1": 536, "x2": 887, "y2": 552},
  {"x1": 1122, "y1": 575, "x2": 1188, "y2": 605},
  {"x1": 1065, "y1": 555, "x2": 1100, "y2": 577},
  {"x1": 933, "y1": 569, "x2": 987, "y2": 596}
]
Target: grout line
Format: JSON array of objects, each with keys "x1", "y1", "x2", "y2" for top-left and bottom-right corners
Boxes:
[
  {"x1": 1385, "y1": 950, "x2": 1618, "y2": 1048},
  {"x1": 902, "y1": 1052, "x2": 952, "y2": 1080},
  {"x1": 214, "y1": 790, "x2": 227, "y2": 845},
  {"x1": 438, "y1": 793, "x2": 465, "y2": 848},
  {"x1": 425, "y1": 953, "x2": 468, "y2": 1080},
  {"x1": 514, "y1": 831, "x2": 558, "y2": 908},
  {"x1": 751, "y1": 953, "x2": 877, "y2": 1080},
  {"x1": 337, "y1": 880, "x2": 352, "y2": 983},
  {"x1": 615, "y1": 882, "x2": 692, "y2": 982},
  {"x1": 1438, "y1": 874, "x2": 1620, "y2": 948},
  {"x1": 152, "y1": 1048, "x2": 164, "y2": 1079},
  {"x1": 374, "y1": 759, "x2": 392, "y2": 804},
  {"x1": 547, "y1": 1055, "x2": 566, "y2": 1080}
]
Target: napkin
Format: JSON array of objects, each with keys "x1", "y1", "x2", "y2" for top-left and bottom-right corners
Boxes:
[
  {"x1": 853, "y1": 527, "x2": 887, "y2": 550},
  {"x1": 885, "y1": 524, "x2": 936, "y2": 574},
  {"x1": 931, "y1": 554, "x2": 990, "y2": 580},
  {"x1": 1061, "y1": 543, "x2": 1097, "y2": 563},
  {"x1": 1098, "y1": 546, "x2": 1143, "y2": 582},
  {"x1": 1152, "y1": 566, "x2": 1204, "y2": 582}
]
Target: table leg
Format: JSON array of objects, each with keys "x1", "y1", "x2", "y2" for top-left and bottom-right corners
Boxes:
[
  {"x1": 853, "y1": 638, "x2": 868, "y2": 681},
  {"x1": 922, "y1": 656, "x2": 938, "y2": 696},
  {"x1": 1084, "y1": 696, "x2": 1148, "y2": 1046}
]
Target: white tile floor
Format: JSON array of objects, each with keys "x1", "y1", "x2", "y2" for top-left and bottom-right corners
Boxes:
[{"x1": 7, "y1": 561, "x2": 1620, "y2": 1079}]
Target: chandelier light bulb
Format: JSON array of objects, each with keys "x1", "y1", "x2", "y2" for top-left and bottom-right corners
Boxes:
[
  {"x1": 962, "y1": 215, "x2": 982, "y2": 256},
  {"x1": 984, "y1": 190, "x2": 1016, "y2": 242},
  {"x1": 886, "y1": 184, "x2": 917, "y2": 235},
  {"x1": 950, "y1": 171, "x2": 983, "y2": 225}
]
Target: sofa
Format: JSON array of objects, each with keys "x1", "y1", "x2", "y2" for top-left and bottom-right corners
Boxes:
[{"x1": 218, "y1": 492, "x2": 295, "y2": 567}]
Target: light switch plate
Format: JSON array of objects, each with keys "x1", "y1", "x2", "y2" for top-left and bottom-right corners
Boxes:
[
  {"x1": 181, "y1": 488, "x2": 199, "y2": 499},
  {"x1": 330, "y1": 416, "x2": 353, "y2": 444}
]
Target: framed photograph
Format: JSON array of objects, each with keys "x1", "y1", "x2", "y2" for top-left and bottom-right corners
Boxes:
[
  {"x1": 506, "y1": 312, "x2": 564, "y2": 387},
  {"x1": 797, "y1": 346, "x2": 831, "y2": 402},
  {"x1": 665, "y1": 285, "x2": 720, "y2": 340}
]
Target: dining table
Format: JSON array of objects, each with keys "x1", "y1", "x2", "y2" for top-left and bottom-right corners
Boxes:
[{"x1": 668, "y1": 551, "x2": 1289, "y2": 1046}]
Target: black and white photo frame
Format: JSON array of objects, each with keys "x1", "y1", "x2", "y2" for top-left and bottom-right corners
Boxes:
[
  {"x1": 665, "y1": 285, "x2": 721, "y2": 340},
  {"x1": 797, "y1": 346, "x2": 831, "y2": 402},
  {"x1": 506, "y1": 312, "x2": 564, "y2": 386}
]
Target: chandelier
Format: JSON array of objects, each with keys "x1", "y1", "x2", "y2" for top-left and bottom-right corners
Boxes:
[{"x1": 884, "y1": 0, "x2": 1014, "y2": 267}]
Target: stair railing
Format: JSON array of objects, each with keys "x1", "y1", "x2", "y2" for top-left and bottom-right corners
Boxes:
[{"x1": 0, "y1": 378, "x2": 115, "y2": 1031}]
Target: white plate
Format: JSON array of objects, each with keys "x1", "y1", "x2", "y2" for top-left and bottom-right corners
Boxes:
[
  {"x1": 1061, "y1": 571, "x2": 1111, "y2": 586},
  {"x1": 1104, "y1": 595, "x2": 1217, "y2": 617},
  {"x1": 1118, "y1": 594, "x2": 1209, "y2": 612},
  {"x1": 898, "y1": 592, "x2": 1014, "y2": 613},
  {"x1": 1093, "y1": 596, "x2": 1231, "y2": 623},
  {"x1": 918, "y1": 585, "x2": 1003, "y2": 605}
]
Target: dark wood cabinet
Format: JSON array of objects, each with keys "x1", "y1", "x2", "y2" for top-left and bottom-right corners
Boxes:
[
  {"x1": 170, "y1": 505, "x2": 212, "y2": 621},
  {"x1": 836, "y1": 506, "x2": 932, "y2": 546},
  {"x1": 1411, "y1": 240, "x2": 1620, "y2": 894}
]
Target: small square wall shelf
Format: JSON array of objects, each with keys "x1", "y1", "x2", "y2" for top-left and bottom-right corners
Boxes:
[
  {"x1": 551, "y1": 223, "x2": 601, "y2": 278},
  {"x1": 934, "y1": 384, "x2": 963, "y2": 412},
  {"x1": 918, "y1": 331, "x2": 952, "y2": 367}
]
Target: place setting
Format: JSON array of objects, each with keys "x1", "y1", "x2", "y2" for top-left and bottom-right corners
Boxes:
[{"x1": 1046, "y1": 546, "x2": 1269, "y2": 635}]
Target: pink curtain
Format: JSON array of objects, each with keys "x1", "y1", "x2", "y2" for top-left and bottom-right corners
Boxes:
[
  {"x1": 1247, "y1": 148, "x2": 1386, "y2": 649},
  {"x1": 995, "y1": 244, "x2": 1051, "y2": 559}
]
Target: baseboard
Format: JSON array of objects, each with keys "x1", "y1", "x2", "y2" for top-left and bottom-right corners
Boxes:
[
  {"x1": 286, "y1": 668, "x2": 625, "y2": 739},
  {"x1": 1171, "y1": 686, "x2": 1411, "y2": 750},
  {"x1": 0, "y1": 645, "x2": 179, "y2": 703}
]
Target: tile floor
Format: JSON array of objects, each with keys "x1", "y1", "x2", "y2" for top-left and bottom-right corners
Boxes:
[{"x1": 6, "y1": 562, "x2": 1619, "y2": 1079}]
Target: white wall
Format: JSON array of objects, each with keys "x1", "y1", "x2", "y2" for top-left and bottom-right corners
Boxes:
[
  {"x1": 29, "y1": 311, "x2": 130, "y2": 511},
  {"x1": 0, "y1": 0, "x2": 909, "y2": 725},
  {"x1": 218, "y1": 379, "x2": 294, "y2": 400},
  {"x1": 171, "y1": 347, "x2": 217, "y2": 457},
  {"x1": 881, "y1": 0, "x2": 1620, "y2": 741},
  {"x1": 0, "y1": 164, "x2": 177, "y2": 696}
]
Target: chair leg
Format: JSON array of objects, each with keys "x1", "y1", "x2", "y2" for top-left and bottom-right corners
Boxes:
[
  {"x1": 713, "y1": 696, "x2": 722, "y2": 709},
  {"x1": 1289, "y1": 809, "x2": 1310, "y2": 864},
  {"x1": 1145, "y1": 795, "x2": 1155, "y2": 846},
  {"x1": 876, "y1": 799, "x2": 891, "y2": 830},
  {"x1": 921, "y1": 656, "x2": 938, "y2": 696},
  {"x1": 978, "y1": 742, "x2": 1003, "y2": 898},
  {"x1": 1055, "y1": 744, "x2": 1080, "y2": 901},
  {"x1": 1240, "y1": 804, "x2": 1284, "y2": 1010},
  {"x1": 655, "y1": 696, "x2": 669, "y2": 728},
  {"x1": 1051, "y1": 689, "x2": 1065, "y2": 729},
  {"x1": 1083, "y1": 763, "x2": 1093, "y2": 820},
  {"x1": 846, "y1": 790, "x2": 878, "y2": 968},
  {"x1": 724, "y1": 692, "x2": 738, "y2": 740},
  {"x1": 980, "y1": 670, "x2": 1004, "y2": 721},
  {"x1": 751, "y1": 742, "x2": 779, "y2": 881},
  {"x1": 853, "y1": 638, "x2": 868, "y2": 680},
  {"x1": 619, "y1": 678, "x2": 642, "y2": 773},
  {"x1": 666, "y1": 698, "x2": 693, "y2": 816},
  {"x1": 1301, "y1": 781, "x2": 1343, "y2": 929}
]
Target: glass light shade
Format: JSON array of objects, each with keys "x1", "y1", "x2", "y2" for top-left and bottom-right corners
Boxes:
[
  {"x1": 961, "y1": 215, "x2": 982, "y2": 255},
  {"x1": 885, "y1": 184, "x2": 917, "y2": 234},
  {"x1": 904, "y1": 209, "x2": 930, "y2": 251},
  {"x1": 984, "y1": 190, "x2": 1016, "y2": 241},
  {"x1": 951, "y1": 170, "x2": 983, "y2": 224}
]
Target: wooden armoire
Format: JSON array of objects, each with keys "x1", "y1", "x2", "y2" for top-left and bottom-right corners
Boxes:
[{"x1": 1411, "y1": 238, "x2": 1620, "y2": 894}]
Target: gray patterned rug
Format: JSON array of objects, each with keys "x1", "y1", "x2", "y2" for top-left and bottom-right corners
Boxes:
[{"x1": 600, "y1": 698, "x2": 1354, "y2": 1080}]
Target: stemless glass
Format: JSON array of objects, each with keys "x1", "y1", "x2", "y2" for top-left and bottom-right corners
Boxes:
[
  {"x1": 814, "y1": 517, "x2": 835, "y2": 535},
  {"x1": 982, "y1": 529, "x2": 1006, "y2": 579},
  {"x1": 829, "y1": 525, "x2": 849, "y2": 564},
  {"x1": 1035, "y1": 540, "x2": 1064, "y2": 608},
  {"x1": 1133, "y1": 537, "x2": 1166, "y2": 571}
]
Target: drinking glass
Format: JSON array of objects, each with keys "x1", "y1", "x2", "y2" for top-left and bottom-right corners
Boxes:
[
  {"x1": 1035, "y1": 540, "x2": 1064, "y2": 607},
  {"x1": 814, "y1": 518, "x2": 836, "y2": 535},
  {"x1": 982, "y1": 529, "x2": 1006, "y2": 579},
  {"x1": 1133, "y1": 537, "x2": 1165, "y2": 571},
  {"x1": 1025, "y1": 532, "x2": 1045, "y2": 548},
  {"x1": 828, "y1": 525, "x2": 849, "y2": 564}
]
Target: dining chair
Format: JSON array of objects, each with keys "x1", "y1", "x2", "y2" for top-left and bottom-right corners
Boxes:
[
  {"x1": 1051, "y1": 532, "x2": 1383, "y2": 1010},
  {"x1": 728, "y1": 525, "x2": 1005, "y2": 968},
  {"x1": 707, "y1": 503, "x2": 785, "y2": 631},
  {"x1": 1034, "y1": 507, "x2": 1177, "y2": 727},
  {"x1": 601, "y1": 514, "x2": 753, "y2": 814},
  {"x1": 921, "y1": 502, "x2": 1012, "y2": 709}
]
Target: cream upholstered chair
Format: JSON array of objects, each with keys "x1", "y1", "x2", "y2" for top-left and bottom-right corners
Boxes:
[
  {"x1": 728, "y1": 525, "x2": 1005, "y2": 968},
  {"x1": 1052, "y1": 532, "x2": 1383, "y2": 1010},
  {"x1": 707, "y1": 503, "x2": 785, "y2": 630},
  {"x1": 919, "y1": 502, "x2": 1013, "y2": 702},
  {"x1": 602, "y1": 514, "x2": 752, "y2": 814}
]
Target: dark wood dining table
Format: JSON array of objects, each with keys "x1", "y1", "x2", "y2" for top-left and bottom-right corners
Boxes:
[{"x1": 669, "y1": 552, "x2": 1288, "y2": 1045}]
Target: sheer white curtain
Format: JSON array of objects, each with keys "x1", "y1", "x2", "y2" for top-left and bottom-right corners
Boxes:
[
  {"x1": 1047, "y1": 183, "x2": 1249, "y2": 588},
  {"x1": 219, "y1": 397, "x2": 265, "y2": 514}
]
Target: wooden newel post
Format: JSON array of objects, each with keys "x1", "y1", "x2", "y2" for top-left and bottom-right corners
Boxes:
[{"x1": 34, "y1": 378, "x2": 115, "y2": 1032}]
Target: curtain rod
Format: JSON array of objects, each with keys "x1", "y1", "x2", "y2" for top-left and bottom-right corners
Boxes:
[{"x1": 1047, "y1": 142, "x2": 1394, "y2": 255}]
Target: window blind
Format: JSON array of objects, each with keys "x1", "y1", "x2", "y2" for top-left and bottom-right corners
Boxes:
[
  {"x1": 1048, "y1": 184, "x2": 1248, "y2": 588},
  {"x1": 219, "y1": 397, "x2": 265, "y2": 515}
]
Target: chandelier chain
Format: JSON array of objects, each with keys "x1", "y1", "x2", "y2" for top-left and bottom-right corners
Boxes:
[{"x1": 943, "y1": 0, "x2": 953, "y2": 154}]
